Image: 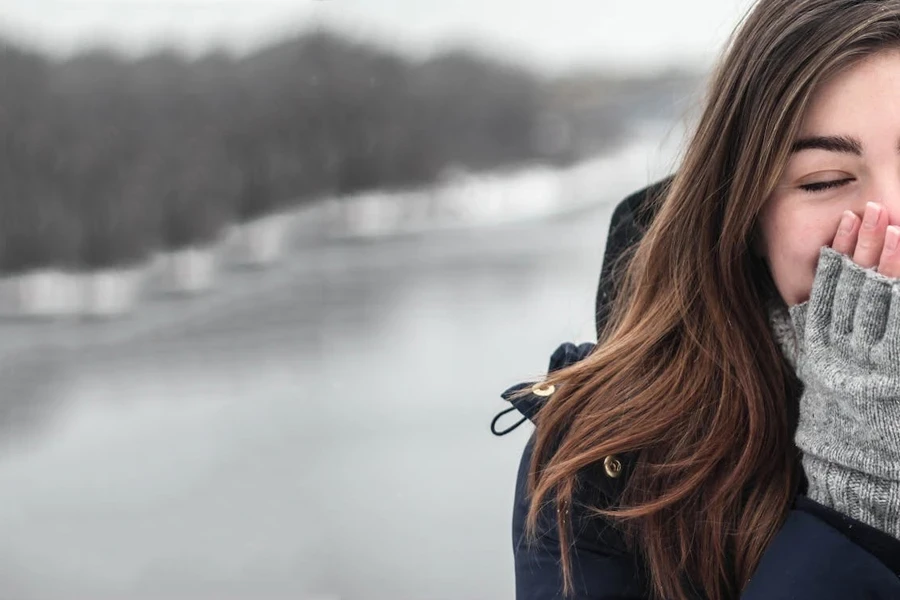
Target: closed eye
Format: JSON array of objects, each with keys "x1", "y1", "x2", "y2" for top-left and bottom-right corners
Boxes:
[{"x1": 798, "y1": 178, "x2": 854, "y2": 193}]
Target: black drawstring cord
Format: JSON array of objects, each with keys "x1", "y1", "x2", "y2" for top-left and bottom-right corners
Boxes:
[{"x1": 491, "y1": 405, "x2": 528, "y2": 436}]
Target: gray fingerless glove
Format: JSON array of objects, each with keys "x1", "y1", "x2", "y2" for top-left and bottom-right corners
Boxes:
[{"x1": 788, "y1": 246, "x2": 900, "y2": 539}]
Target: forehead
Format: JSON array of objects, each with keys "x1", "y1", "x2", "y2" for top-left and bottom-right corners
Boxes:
[{"x1": 801, "y1": 49, "x2": 900, "y2": 134}]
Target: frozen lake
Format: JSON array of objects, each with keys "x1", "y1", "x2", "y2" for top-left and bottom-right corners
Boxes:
[{"x1": 0, "y1": 164, "x2": 658, "y2": 599}]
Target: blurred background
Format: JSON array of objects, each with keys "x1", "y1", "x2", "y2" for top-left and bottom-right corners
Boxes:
[{"x1": 0, "y1": 1, "x2": 754, "y2": 599}]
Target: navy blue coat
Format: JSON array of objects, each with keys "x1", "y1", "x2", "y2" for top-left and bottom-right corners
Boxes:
[{"x1": 493, "y1": 179, "x2": 900, "y2": 599}]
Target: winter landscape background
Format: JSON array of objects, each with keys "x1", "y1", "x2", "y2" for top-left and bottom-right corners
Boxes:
[{"x1": 0, "y1": 1, "x2": 752, "y2": 599}]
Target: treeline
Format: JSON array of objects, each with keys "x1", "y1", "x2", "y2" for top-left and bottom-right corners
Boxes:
[{"x1": 0, "y1": 29, "x2": 700, "y2": 274}]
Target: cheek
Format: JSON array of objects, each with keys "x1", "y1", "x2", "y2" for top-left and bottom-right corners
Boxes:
[
  {"x1": 759, "y1": 203, "x2": 837, "y2": 305},
  {"x1": 768, "y1": 252, "x2": 817, "y2": 305}
]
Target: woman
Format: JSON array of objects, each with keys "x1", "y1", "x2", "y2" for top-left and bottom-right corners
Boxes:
[{"x1": 492, "y1": 0, "x2": 900, "y2": 598}]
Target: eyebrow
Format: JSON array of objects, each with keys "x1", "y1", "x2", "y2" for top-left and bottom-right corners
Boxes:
[{"x1": 790, "y1": 135, "x2": 863, "y2": 155}]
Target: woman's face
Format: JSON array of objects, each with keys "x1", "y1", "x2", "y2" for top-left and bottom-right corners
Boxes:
[{"x1": 759, "y1": 49, "x2": 900, "y2": 306}]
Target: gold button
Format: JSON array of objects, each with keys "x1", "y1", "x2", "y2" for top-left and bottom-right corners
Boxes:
[
  {"x1": 531, "y1": 382, "x2": 556, "y2": 397},
  {"x1": 603, "y1": 455, "x2": 623, "y2": 479}
]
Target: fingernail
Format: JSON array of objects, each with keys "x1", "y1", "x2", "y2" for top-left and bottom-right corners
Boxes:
[
  {"x1": 887, "y1": 226, "x2": 900, "y2": 253},
  {"x1": 838, "y1": 210, "x2": 857, "y2": 234},
  {"x1": 864, "y1": 202, "x2": 882, "y2": 229}
]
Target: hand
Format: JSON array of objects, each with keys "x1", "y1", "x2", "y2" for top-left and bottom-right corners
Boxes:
[
  {"x1": 831, "y1": 202, "x2": 900, "y2": 276},
  {"x1": 790, "y1": 203, "x2": 900, "y2": 538}
]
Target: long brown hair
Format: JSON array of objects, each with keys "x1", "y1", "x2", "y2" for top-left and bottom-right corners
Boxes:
[{"x1": 525, "y1": 1, "x2": 900, "y2": 598}]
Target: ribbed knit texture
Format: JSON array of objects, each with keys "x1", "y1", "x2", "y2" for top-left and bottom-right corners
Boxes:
[{"x1": 769, "y1": 246, "x2": 900, "y2": 540}]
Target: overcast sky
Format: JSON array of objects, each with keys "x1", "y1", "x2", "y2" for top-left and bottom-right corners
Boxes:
[{"x1": 0, "y1": 0, "x2": 758, "y2": 73}]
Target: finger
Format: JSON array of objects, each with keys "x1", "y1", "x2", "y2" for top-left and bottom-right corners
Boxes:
[
  {"x1": 879, "y1": 226, "x2": 900, "y2": 279},
  {"x1": 883, "y1": 284, "x2": 900, "y2": 345},
  {"x1": 852, "y1": 274, "x2": 891, "y2": 349},
  {"x1": 806, "y1": 247, "x2": 844, "y2": 337},
  {"x1": 831, "y1": 210, "x2": 860, "y2": 256},
  {"x1": 831, "y1": 252, "x2": 866, "y2": 337},
  {"x1": 854, "y1": 202, "x2": 887, "y2": 268}
]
